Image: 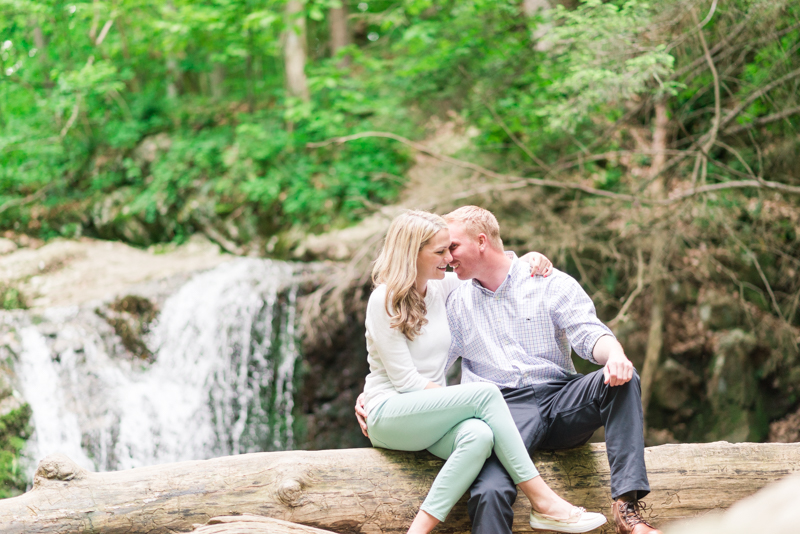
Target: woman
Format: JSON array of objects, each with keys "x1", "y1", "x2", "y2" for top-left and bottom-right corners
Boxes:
[{"x1": 361, "y1": 210, "x2": 606, "y2": 534}]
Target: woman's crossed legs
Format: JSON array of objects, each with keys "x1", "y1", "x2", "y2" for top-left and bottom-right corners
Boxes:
[{"x1": 367, "y1": 382, "x2": 577, "y2": 533}]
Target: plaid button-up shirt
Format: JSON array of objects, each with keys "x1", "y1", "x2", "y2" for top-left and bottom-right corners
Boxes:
[{"x1": 446, "y1": 259, "x2": 614, "y2": 388}]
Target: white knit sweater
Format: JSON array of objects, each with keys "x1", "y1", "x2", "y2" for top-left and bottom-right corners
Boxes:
[{"x1": 363, "y1": 273, "x2": 464, "y2": 415}]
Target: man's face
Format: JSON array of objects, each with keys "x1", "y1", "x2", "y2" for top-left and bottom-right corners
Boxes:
[{"x1": 447, "y1": 221, "x2": 482, "y2": 280}]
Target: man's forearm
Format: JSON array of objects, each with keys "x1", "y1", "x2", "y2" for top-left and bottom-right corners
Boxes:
[
  {"x1": 592, "y1": 335, "x2": 626, "y2": 365},
  {"x1": 593, "y1": 335, "x2": 634, "y2": 386}
]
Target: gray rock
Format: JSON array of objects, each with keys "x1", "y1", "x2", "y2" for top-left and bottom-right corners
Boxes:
[
  {"x1": 0, "y1": 238, "x2": 17, "y2": 255},
  {"x1": 698, "y1": 290, "x2": 743, "y2": 331},
  {"x1": 704, "y1": 329, "x2": 764, "y2": 442},
  {"x1": 652, "y1": 358, "x2": 701, "y2": 412}
]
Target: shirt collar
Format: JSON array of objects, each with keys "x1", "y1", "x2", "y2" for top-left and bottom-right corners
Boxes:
[{"x1": 470, "y1": 252, "x2": 522, "y2": 296}]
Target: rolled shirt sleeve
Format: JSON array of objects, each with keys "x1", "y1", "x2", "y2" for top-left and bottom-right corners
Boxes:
[{"x1": 548, "y1": 275, "x2": 615, "y2": 364}]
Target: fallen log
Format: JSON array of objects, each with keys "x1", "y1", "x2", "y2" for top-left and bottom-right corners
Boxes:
[
  {"x1": 664, "y1": 471, "x2": 800, "y2": 534},
  {"x1": 2, "y1": 442, "x2": 799, "y2": 534},
  {"x1": 195, "y1": 515, "x2": 339, "y2": 534}
]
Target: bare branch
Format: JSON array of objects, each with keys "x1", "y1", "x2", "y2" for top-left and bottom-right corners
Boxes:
[
  {"x1": 609, "y1": 247, "x2": 645, "y2": 327},
  {"x1": 107, "y1": 88, "x2": 133, "y2": 120},
  {"x1": 484, "y1": 101, "x2": 551, "y2": 171},
  {"x1": 60, "y1": 94, "x2": 83, "y2": 139},
  {"x1": 697, "y1": 0, "x2": 718, "y2": 28},
  {"x1": 59, "y1": 51, "x2": 96, "y2": 139},
  {"x1": 0, "y1": 184, "x2": 53, "y2": 215},
  {"x1": 714, "y1": 140, "x2": 760, "y2": 182},
  {"x1": 693, "y1": 9, "x2": 721, "y2": 157},
  {"x1": 96, "y1": 18, "x2": 115, "y2": 47},
  {"x1": 723, "y1": 222, "x2": 787, "y2": 323},
  {"x1": 723, "y1": 105, "x2": 800, "y2": 136},
  {"x1": 656, "y1": 66, "x2": 800, "y2": 184},
  {"x1": 719, "y1": 67, "x2": 800, "y2": 131},
  {"x1": 308, "y1": 131, "x2": 800, "y2": 203}
]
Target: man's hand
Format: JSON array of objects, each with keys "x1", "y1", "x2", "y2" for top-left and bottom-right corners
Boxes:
[
  {"x1": 603, "y1": 351, "x2": 634, "y2": 386},
  {"x1": 355, "y1": 393, "x2": 369, "y2": 438},
  {"x1": 593, "y1": 335, "x2": 634, "y2": 387}
]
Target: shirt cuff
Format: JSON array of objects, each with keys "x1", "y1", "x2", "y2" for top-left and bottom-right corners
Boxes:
[{"x1": 586, "y1": 331, "x2": 615, "y2": 365}]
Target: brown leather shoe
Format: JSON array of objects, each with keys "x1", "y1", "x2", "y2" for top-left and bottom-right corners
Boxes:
[{"x1": 612, "y1": 500, "x2": 662, "y2": 534}]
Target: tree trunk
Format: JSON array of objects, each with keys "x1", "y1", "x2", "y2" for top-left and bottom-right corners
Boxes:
[
  {"x1": 284, "y1": 0, "x2": 309, "y2": 102},
  {"x1": 246, "y1": 30, "x2": 256, "y2": 112},
  {"x1": 640, "y1": 100, "x2": 671, "y2": 420},
  {"x1": 116, "y1": 17, "x2": 140, "y2": 92},
  {"x1": 521, "y1": 0, "x2": 553, "y2": 51},
  {"x1": 329, "y1": 4, "x2": 350, "y2": 66},
  {"x1": 32, "y1": 25, "x2": 46, "y2": 51},
  {"x1": 167, "y1": 56, "x2": 182, "y2": 98},
  {"x1": 2, "y1": 442, "x2": 800, "y2": 534},
  {"x1": 211, "y1": 62, "x2": 225, "y2": 100},
  {"x1": 30, "y1": 22, "x2": 50, "y2": 87},
  {"x1": 165, "y1": 2, "x2": 182, "y2": 99},
  {"x1": 640, "y1": 243, "x2": 666, "y2": 419}
]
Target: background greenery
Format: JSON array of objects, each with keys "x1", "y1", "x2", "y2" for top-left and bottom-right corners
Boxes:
[{"x1": 2, "y1": 0, "x2": 800, "y2": 490}]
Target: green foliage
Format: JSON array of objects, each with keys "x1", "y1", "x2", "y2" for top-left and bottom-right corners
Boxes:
[
  {"x1": 0, "y1": 401, "x2": 31, "y2": 498},
  {"x1": 0, "y1": 0, "x2": 414, "y2": 248},
  {"x1": 0, "y1": 286, "x2": 26, "y2": 310},
  {"x1": 538, "y1": 0, "x2": 679, "y2": 132}
]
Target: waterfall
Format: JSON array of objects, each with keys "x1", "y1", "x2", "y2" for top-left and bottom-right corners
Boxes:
[{"x1": 8, "y1": 258, "x2": 305, "y2": 477}]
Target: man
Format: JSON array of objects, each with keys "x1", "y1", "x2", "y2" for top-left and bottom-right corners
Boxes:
[{"x1": 357, "y1": 206, "x2": 661, "y2": 534}]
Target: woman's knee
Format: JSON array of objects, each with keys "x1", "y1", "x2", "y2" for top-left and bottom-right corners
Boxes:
[
  {"x1": 467, "y1": 381, "x2": 504, "y2": 405},
  {"x1": 455, "y1": 419, "x2": 494, "y2": 458}
]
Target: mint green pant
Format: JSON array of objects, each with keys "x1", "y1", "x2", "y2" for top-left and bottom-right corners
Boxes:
[{"x1": 367, "y1": 382, "x2": 539, "y2": 522}]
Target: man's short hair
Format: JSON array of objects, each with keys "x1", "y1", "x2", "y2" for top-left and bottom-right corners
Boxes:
[{"x1": 443, "y1": 206, "x2": 503, "y2": 251}]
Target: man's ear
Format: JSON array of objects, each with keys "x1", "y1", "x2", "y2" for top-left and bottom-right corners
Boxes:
[{"x1": 477, "y1": 233, "x2": 488, "y2": 252}]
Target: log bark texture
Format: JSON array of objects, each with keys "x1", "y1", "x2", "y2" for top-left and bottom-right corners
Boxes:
[
  {"x1": 2, "y1": 442, "x2": 800, "y2": 534},
  {"x1": 196, "y1": 515, "x2": 339, "y2": 534}
]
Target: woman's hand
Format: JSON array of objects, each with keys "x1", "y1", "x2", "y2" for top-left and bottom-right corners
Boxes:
[
  {"x1": 355, "y1": 393, "x2": 369, "y2": 438},
  {"x1": 520, "y1": 251, "x2": 553, "y2": 277}
]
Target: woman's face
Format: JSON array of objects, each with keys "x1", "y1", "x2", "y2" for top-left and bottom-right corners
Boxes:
[{"x1": 416, "y1": 229, "x2": 453, "y2": 285}]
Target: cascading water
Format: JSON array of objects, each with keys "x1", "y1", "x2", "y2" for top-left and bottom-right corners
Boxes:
[{"x1": 8, "y1": 258, "x2": 305, "y2": 478}]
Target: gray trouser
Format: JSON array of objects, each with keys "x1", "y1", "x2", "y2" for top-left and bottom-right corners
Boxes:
[{"x1": 468, "y1": 369, "x2": 650, "y2": 534}]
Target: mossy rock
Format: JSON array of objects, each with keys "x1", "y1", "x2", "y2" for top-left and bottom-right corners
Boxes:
[
  {"x1": 0, "y1": 286, "x2": 26, "y2": 310},
  {"x1": 95, "y1": 294, "x2": 159, "y2": 361},
  {"x1": 0, "y1": 393, "x2": 32, "y2": 498},
  {"x1": 698, "y1": 291, "x2": 743, "y2": 331},
  {"x1": 703, "y1": 329, "x2": 768, "y2": 442}
]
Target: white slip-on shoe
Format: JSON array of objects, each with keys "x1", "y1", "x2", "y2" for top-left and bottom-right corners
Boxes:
[{"x1": 529, "y1": 506, "x2": 607, "y2": 533}]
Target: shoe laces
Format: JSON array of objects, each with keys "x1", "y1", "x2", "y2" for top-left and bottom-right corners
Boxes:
[{"x1": 619, "y1": 500, "x2": 653, "y2": 528}]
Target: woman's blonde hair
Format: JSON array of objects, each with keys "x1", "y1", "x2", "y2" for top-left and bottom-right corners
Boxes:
[{"x1": 372, "y1": 210, "x2": 448, "y2": 340}]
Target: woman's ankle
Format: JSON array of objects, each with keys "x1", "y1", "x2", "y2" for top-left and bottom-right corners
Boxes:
[
  {"x1": 406, "y1": 509, "x2": 440, "y2": 534},
  {"x1": 531, "y1": 496, "x2": 573, "y2": 519},
  {"x1": 519, "y1": 476, "x2": 573, "y2": 519}
]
